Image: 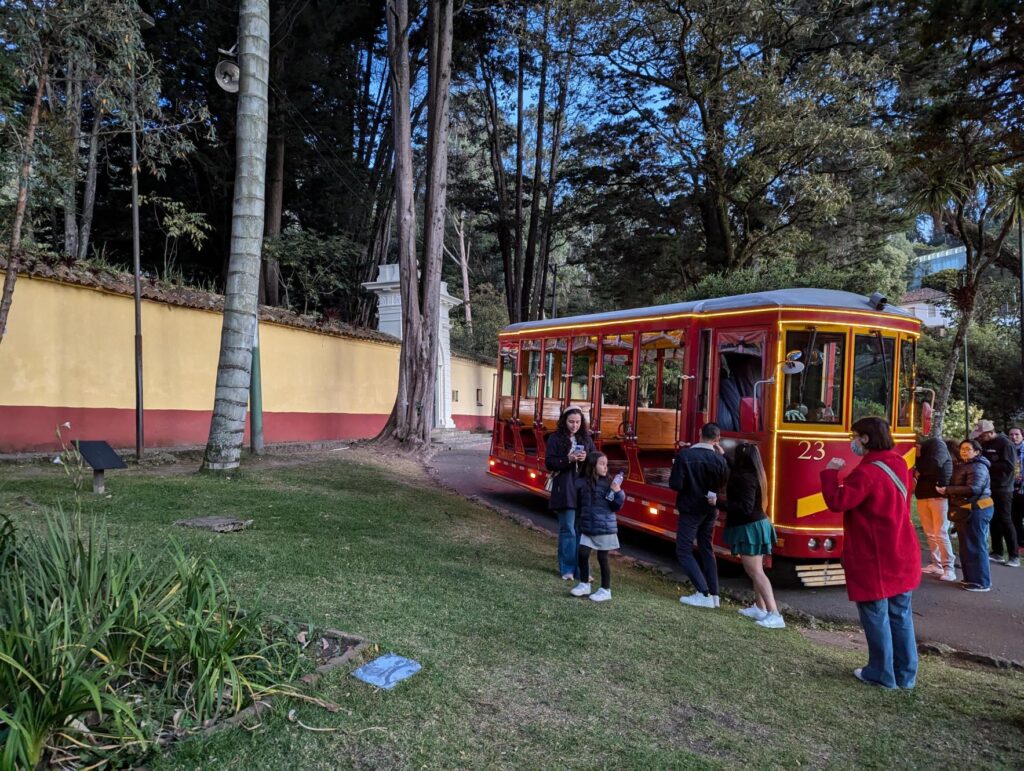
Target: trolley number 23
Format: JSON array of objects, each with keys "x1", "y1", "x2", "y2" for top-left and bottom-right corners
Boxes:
[{"x1": 796, "y1": 440, "x2": 825, "y2": 461}]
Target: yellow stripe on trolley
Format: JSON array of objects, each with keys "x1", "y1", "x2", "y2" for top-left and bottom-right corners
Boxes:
[
  {"x1": 794, "y1": 447, "x2": 918, "y2": 519},
  {"x1": 796, "y1": 493, "x2": 828, "y2": 520}
]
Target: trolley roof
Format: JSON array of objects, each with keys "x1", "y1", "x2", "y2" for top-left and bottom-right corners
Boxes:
[{"x1": 500, "y1": 288, "x2": 917, "y2": 334}]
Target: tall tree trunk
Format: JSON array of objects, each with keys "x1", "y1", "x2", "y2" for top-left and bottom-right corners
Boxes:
[
  {"x1": 417, "y1": 0, "x2": 453, "y2": 437},
  {"x1": 62, "y1": 60, "x2": 83, "y2": 258},
  {"x1": 203, "y1": 0, "x2": 271, "y2": 470},
  {"x1": 77, "y1": 101, "x2": 102, "y2": 260},
  {"x1": 262, "y1": 133, "x2": 285, "y2": 304},
  {"x1": 261, "y1": 43, "x2": 286, "y2": 306},
  {"x1": 381, "y1": 0, "x2": 418, "y2": 441},
  {"x1": 512, "y1": 29, "x2": 526, "y2": 323},
  {"x1": 931, "y1": 308, "x2": 970, "y2": 438},
  {"x1": 0, "y1": 56, "x2": 48, "y2": 347},
  {"x1": 534, "y1": 28, "x2": 575, "y2": 320},
  {"x1": 479, "y1": 58, "x2": 515, "y2": 321},
  {"x1": 452, "y1": 210, "x2": 472, "y2": 332},
  {"x1": 521, "y1": 12, "x2": 549, "y2": 320},
  {"x1": 380, "y1": 0, "x2": 452, "y2": 446}
]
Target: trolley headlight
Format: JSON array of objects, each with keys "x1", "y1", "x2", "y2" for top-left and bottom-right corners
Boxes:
[
  {"x1": 823, "y1": 538, "x2": 835, "y2": 551},
  {"x1": 808, "y1": 538, "x2": 820, "y2": 550}
]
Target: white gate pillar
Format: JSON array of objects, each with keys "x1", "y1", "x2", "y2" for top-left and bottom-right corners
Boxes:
[{"x1": 362, "y1": 264, "x2": 463, "y2": 429}]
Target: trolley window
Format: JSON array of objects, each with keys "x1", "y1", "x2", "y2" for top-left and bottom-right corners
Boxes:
[
  {"x1": 570, "y1": 336, "x2": 597, "y2": 401},
  {"x1": 499, "y1": 342, "x2": 519, "y2": 398},
  {"x1": 544, "y1": 338, "x2": 568, "y2": 401},
  {"x1": 716, "y1": 331, "x2": 764, "y2": 432},
  {"x1": 601, "y1": 334, "x2": 634, "y2": 407},
  {"x1": 638, "y1": 330, "x2": 686, "y2": 410},
  {"x1": 897, "y1": 338, "x2": 915, "y2": 428},
  {"x1": 782, "y1": 331, "x2": 845, "y2": 425},
  {"x1": 852, "y1": 333, "x2": 895, "y2": 423},
  {"x1": 601, "y1": 333, "x2": 635, "y2": 439},
  {"x1": 523, "y1": 340, "x2": 542, "y2": 398}
]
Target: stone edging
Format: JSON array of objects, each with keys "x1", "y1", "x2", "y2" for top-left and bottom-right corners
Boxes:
[
  {"x1": 918, "y1": 641, "x2": 1024, "y2": 673},
  {"x1": 164, "y1": 624, "x2": 370, "y2": 745}
]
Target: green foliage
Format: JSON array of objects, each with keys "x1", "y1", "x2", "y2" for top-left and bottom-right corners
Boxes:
[
  {"x1": 140, "y1": 195, "x2": 213, "y2": 280},
  {"x1": 0, "y1": 509, "x2": 302, "y2": 767},
  {"x1": 940, "y1": 399, "x2": 986, "y2": 441},
  {"x1": 565, "y1": 0, "x2": 908, "y2": 307},
  {"x1": 917, "y1": 325, "x2": 1023, "y2": 429},
  {"x1": 450, "y1": 283, "x2": 510, "y2": 359},
  {"x1": 263, "y1": 228, "x2": 367, "y2": 318},
  {"x1": 658, "y1": 250, "x2": 908, "y2": 304}
]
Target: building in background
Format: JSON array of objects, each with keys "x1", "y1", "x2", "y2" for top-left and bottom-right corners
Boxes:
[{"x1": 899, "y1": 287, "x2": 954, "y2": 330}]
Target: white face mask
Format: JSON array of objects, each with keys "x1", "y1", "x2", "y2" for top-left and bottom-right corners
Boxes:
[{"x1": 851, "y1": 439, "x2": 866, "y2": 457}]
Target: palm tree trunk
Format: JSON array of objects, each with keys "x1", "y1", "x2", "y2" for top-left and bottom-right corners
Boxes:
[{"x1": 202, "y1": 0, "x2": 270, "y2": 470}]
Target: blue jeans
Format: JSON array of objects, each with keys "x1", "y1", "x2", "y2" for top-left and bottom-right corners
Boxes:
[
  {"x1": 675, "y1": 509, "x2": 719, "y2": 596},
  {"x1": 556, "y1": 508, "x2": 580, "y2": 578},
  {"x1": 956, "y1": 505, "x2": 993, "y2": 588},
  {"x1": 856, "y1": 592, "x2": 918, "y2": 689}
]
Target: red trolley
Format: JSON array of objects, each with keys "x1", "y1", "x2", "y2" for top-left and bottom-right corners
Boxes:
[{"x1": 487, "y1": 289, "x2": 923, "y2": 586}]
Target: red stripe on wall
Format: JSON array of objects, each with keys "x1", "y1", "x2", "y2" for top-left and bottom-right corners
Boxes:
[{"x1": 0, "y1": 405, "x2": 491, "y2": 453}]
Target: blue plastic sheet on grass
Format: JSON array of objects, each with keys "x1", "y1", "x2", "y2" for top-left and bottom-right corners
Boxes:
[{"x1": 352, "y1": 653, "x2": 422, "y2": 690}]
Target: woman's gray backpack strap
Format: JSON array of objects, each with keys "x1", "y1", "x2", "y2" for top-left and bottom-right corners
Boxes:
[{"x1": 871, "y1": 460, "x2": 908, "y2": 502}]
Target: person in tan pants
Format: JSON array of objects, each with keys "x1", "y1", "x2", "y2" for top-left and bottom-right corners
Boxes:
[{"x1": 915, "y1": 434, "x2": 956, "y2": 581}]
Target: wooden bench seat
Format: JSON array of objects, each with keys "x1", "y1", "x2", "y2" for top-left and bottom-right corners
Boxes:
[{"x1": 635, "y1": 407, "x2": 678, "y2": 449}]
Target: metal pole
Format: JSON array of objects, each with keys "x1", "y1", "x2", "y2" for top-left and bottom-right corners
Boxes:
[
  {"x1": 131, "y1": 92, "x2": 144, "y2": 460},
  {"x1": 250, "y1": 318, "x2": 264, "y2": 454},
  {"x1": 1018, "y1": 215, "x2": 1023, "y2": 402}
]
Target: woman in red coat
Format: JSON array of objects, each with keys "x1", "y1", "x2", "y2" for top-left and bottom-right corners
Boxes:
[{"x1": 820, "y1": 416, "x2": 921, "y2": 690}]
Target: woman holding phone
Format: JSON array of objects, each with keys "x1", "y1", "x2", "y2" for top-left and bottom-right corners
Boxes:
[{"x1": 545, "y1": 407, "x2": 595, "y2": 580}]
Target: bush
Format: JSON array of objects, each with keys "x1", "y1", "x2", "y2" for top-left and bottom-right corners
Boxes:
[{"x1": 0, "y1": 510, "x2": 302, "y2": 768}]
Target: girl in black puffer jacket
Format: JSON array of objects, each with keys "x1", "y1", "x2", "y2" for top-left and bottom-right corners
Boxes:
[{"x1": 569, "y1": 452, "x2": 624, "y2": 602}]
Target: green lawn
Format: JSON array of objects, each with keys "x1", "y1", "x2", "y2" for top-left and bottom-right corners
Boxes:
[{"x1": 2, "y1": 453, "x2": 1022, "y2": 769}]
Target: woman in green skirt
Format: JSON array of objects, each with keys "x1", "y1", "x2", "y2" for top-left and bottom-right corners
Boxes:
[{"x1": 709, "y1": 442, "x2": 784, "y2": 629}]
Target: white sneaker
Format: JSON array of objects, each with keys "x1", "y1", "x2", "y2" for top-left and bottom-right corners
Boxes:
[
  {"x1": 680, "y1": 593, "x2": 716, "y2": 608},
  {"x1": 940, "y1": 569, "x2": 958, "y2": 582},
  {"x1": 922, "y1": 564, "x2": 942, "y2": 575},
  {"x1": 570, "y1": 582, "x2": 592, "y2": 597},
  {"x1": 756, "y1": 612, "x2": 786, "y2": 629},
  {"x1": 712, "y1": 595, "x2": 721, "y2": 608},
  {"x1": 590, "y1": 588, "x2": 612, "y2": 602},
  {"x1": 738, "y1": 604, "x2": 769, "y2": 621}
]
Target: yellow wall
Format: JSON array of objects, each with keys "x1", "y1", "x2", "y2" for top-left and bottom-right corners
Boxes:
[
  {"x1": 451, "y1": 356, "x2": 496, "y2": 417},
  {"x1": 0, "y1": 275, "x2": 494, "y2": 418}
]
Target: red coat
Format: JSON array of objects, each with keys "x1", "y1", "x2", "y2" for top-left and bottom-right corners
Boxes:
[{"x1": 820, "y1": 450, "x2": 921, "y2": 603}]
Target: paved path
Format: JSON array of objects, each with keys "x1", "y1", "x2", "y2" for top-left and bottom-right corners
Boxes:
[{"x1": 430, "y1": 439, "x2": 1024, "y2": 664}]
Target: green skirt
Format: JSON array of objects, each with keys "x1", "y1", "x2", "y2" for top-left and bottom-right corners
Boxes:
[{"x1": 723, "y1": 518, "x2": 777, "y2": 557}]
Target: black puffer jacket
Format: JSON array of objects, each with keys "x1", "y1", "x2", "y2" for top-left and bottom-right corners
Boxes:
[
  {"x1": 982, "y1": 434, "x2": 1016, "y2": 491},
  {"x1": 945, "y1": 456, "x2": 991, "y2": 509},
  {"x1": 714, "y1": 469, "x2": 767, "y2": 528},
  {"x1": 915, "y1": 437, "x2": 953, "y2": 499},
  {"x1": 575, "y1": 477, "x2": 624, "y2": 536},
  {"x1": 544, "y1": 431, "x2": 595, "y2": 510}
]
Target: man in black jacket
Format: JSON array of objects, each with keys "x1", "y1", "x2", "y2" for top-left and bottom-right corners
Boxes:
[
  {"x1": 670, "y1": 422, "x2": 730, "y2": 608},
  {"x1": 974, "y1": 420, "x2": 1020, "y2": 567},
  {"x1": 915, "y1": 434, "x2": 955, "y2": 581}
]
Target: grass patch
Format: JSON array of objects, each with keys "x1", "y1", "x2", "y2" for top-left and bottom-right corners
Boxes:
[{"x1": 2, "y1": 453, "x2": 1023, "y2": 768}]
